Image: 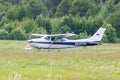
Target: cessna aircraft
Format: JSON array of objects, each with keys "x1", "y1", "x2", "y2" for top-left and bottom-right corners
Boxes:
[{"x1": 27, "y1": 28, "x2": 106, "y2": 50}]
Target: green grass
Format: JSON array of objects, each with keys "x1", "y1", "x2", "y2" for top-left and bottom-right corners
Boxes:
[{"x1": 0, "y1": 40, "x2": 120, "y2": 80}]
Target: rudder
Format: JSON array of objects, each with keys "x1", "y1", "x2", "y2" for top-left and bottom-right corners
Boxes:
[{"x1": 89, "y1": 28, "x2": 106, "y2": 41}]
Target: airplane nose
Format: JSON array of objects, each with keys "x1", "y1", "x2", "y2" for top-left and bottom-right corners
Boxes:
[{"x1": 27, "y1": 40, "x2": 32, "y2": 43}]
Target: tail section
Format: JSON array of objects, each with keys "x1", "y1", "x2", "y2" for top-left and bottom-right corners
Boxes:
[{"x1": 89, "y1": 28, "x2": 106, "y2": 41}]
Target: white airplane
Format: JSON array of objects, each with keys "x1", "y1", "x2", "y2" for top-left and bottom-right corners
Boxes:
[{"x1": 27, "y1": 28, "x2": 106, "y2": 50}]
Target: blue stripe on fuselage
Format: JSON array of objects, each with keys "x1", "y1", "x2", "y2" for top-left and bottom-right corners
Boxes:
[{"x1": 30, "y1": 41, "x2": 100, "y2": 46}]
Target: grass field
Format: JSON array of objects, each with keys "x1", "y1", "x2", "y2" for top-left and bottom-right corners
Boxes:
[{"x1": 0, "y1": 40, "x2": 120, "y2": 80}]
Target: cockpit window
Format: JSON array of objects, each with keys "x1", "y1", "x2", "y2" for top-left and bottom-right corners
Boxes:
[
  {"x1": 51, "y1": 37, "x2": 55, "y2": 41},
  {"x1": 44, "y1": 36, "x2": 66, "y2": 42},
  {"x1": 44, "y1": 36, "x2": 51, "y2": 40}
]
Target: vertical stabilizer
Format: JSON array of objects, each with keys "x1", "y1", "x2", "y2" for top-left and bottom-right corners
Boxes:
[{"x1": 89, "y1": 28, "x2": 106, "y2": 41}]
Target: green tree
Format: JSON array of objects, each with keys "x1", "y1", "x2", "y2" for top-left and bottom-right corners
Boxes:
[
  {"x1": 105, "y1": 24, "x2": 117, "y2": 43},
  {"x1": 35, "y1": 15, "x2": 44, "y2": 27},
  {"x1": 0, "y1": 3, "x2": 6, "y2": 21},
  {"x1": 0, "y1": 16, "x2": 10, "y2": 27},
  {"x1": 50, "y1": 18, "x2": 60, "y2": 34},
  {"x1": 35, "y1": 15, "x2": 51, "y2": 34},
  {"x1": 9, "y1": 28, "x2": 26, "y2": 40},
  {"x1": 106, "y1": 3, "x2": 120, "y2": 38},
  {"x1": 9, "y1": 0, "x2": 21, "y2": 5},
  {"x1": 97, "y1": 0, "x2": 114, "y2": 19},
  {"x1": 17, "y1": 6, "x2": 26, "y2": 20},
  {"x1": 43, "y1": 17, "x2": 51, "y2": 34},
  {"x1": 70, "y1": 31, "x2": 89, "y2": 40},
  {"x1": 84, "y1": 16, "x2": 103, "y2": 35},
  {"x1": 0, "y1": 29, "x2": 8, "y2": 39},
  {"x1": 102, "y1": 34, "x2": 108, "y2": 43},
  {"x1": 107, "y1": 13, "x2": 120, "y2": 37},
  {"x1": 2, "y1": 24, "x2": 13, "y2": 33},
  {"x1": 55, "y1": 0, "x2": 72, "y2": 17},
  {"x1": 5, "y1": 5, "x2": 19, "y2": 21},
  {"x1": 69, "y1": 0, "x2": 97, "y2": 17},
  {"x1": 56, "y1": 25, "x2": 72, "y2": 33},
  {"x1": 114, "y1": 0, "x2": 120, "y2": 4},
  {"x1": 57, "y1": 15, "x2": 84, "y2": 34},
  {"x1": 27, "y1": 1, "x2": 47, "y2": 19},
  {"x1": 49, "y1": 0, "x2": 62, "y2": 17},
  {"x1": 21, "y1": 18, "x2": 37, "y2": 34}
]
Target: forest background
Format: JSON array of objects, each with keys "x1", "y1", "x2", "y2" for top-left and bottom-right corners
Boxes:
[{"x1": 0, "y1": 0, "x2": 120, "y2": 43}]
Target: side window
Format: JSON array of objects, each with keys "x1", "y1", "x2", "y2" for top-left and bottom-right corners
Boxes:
[
  {"x1": 51, "y1": 37, "x2": 55, "y2": 41},
  {"x1": 44, "y1": 36, "x2": 66, "y2": 41},
  {"x1": 55, "y1": 37, "x2": 65, "y2": 42}
]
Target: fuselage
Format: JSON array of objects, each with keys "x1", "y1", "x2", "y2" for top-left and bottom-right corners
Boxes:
[{"x1": 28, "y1": 37, "x2": 100, "y2": 49}]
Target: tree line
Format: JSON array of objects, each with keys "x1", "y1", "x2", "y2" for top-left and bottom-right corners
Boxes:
[{"x1": 0, "y1": 0, "x2": 120, "y2": 43}]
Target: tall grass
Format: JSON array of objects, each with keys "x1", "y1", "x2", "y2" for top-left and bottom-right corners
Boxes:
[{"x1": 0, "y1": 40, "x2": 120, "y2": 80}]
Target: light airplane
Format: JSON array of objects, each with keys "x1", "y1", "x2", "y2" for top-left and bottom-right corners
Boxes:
[{"x1": 27, "y1": 28, "x2": 106, "y2": 51}]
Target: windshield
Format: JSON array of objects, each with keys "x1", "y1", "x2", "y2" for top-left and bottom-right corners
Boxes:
[{"x1": 44, "y1": 36, "x2": 65, "y2": 42}]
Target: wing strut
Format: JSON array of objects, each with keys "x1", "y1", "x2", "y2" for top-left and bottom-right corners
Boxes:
[
  {"x1": 48, "y1": 41, "x2": 53, "y2": 48},
  {"x1": 48, "y1": 36, "x2": 58, "y2": 48}
]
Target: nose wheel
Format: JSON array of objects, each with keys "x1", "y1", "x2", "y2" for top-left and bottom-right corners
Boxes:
[
  {"x1": 48, "y1": 49, "x2": 51, "y2": 52},
  {"x1": 57, "y1": 50, "x2": 60, "y2": 52}
]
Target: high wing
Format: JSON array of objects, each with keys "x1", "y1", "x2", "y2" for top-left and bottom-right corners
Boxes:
[
  {"x1": 29, "y1": 34, "x2": 46, "y2": 39},
  {"x1": 30, "y1": 34, "x2": 46, "y2": 37},
  {"x1": 30, "y1": 33, "x2": 77, "y2": 38},
  {"x1": 49, "y1": 33, "x2": 77, "y2": 37}
]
